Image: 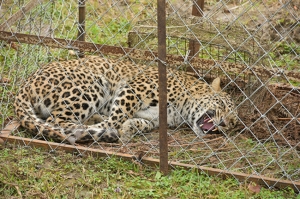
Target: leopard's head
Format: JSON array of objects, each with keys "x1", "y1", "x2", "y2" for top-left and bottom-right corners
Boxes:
[{"x1": 192, "y1": 78, "x2": 238, "y2": 136}]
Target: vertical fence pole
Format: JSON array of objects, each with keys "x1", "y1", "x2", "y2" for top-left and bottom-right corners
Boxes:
[
  {"x1": 78, "y1": 0, "x2": 85, "y2": 57},
  {"x1": 188, "y1": 0, "x2": 204, "y2": 57},
  {"x1": 157, "y1": 0, "x2": 168, "y2": 175}
]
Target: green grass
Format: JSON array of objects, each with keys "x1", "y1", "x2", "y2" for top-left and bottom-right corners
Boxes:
[
  {"x1": 0, "y1": 1, "x2": 299, "y2": 197},
  {"x1": 0, "y1": 146, "x2": 298, "y2": 198}
]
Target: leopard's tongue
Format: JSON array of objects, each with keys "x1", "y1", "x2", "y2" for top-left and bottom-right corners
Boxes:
[{"x1": 201, "y1": 118, "x2": 215, "y2": 131}]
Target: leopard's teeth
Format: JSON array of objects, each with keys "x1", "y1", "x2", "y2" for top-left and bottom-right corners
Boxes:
[
  {"x1": 208, "y1": 119, "x2": 214, "y2": 123},
  {"x1": 199, "y1": 124, "x2": 204, "y2": 127},
  {"x1": 212, "y1": 128, "x2": 218, "y2": 131}
]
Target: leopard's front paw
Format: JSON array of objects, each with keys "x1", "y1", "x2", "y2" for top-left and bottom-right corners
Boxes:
[
  {"x1": 118, "y1": 131, "x2": 129, "y2": 145},
  {"x1": 99, "y1": 128, "x2": 119, "y2": 143},
  {"x1": 76, "y1": 127, "x2": 120, "y2": 143}
]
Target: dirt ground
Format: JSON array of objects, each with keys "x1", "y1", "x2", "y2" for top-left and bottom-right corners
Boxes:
[{"x1": 233, "y1": 83, "x2": 300, "y2": 150}]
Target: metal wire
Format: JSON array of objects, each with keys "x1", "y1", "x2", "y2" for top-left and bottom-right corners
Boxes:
[{"x1": 0, "y1": 0, "x2": 299, "y2": 192}]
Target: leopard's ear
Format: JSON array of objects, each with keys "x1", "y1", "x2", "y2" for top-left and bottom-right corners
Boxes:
[{"x1": 211, "y1": 77, "x2": 221, "y2": 92}]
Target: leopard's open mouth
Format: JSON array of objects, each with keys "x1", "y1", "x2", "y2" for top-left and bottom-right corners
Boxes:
[{"x1": 196, "y1": 110, "x2": 221, "y2": 134}]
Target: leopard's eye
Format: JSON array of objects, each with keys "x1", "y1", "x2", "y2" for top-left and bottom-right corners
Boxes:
[{"x1": 229, "y1": 121, "x2": 236, "y2": 127}]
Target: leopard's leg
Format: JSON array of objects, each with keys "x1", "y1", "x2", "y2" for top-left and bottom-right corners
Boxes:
[
  {"x1": 119, "y1": 118, "x2": 158, "y2": 144},
  {"x1": 43, "y1": 113, "x2": 89, "y2": 144},
  {"x1": 84, "y1": 85, "x2": 143, "y2": 143},
  {"x1": 43, "y1": 110, "x2": 118, "y2": 144},
  {"x1": 83, "y1": 113, "x2": 108, "y2": 125},
  {"x1": 85, "y1": 104, "x2": 139, "y2": 142}
]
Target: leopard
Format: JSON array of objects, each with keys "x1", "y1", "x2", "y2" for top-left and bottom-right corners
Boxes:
[{"x1": 14, "y1": 56, "x2": 238, "y2": 145}]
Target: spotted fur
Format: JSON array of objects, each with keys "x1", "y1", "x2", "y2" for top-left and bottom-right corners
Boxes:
[{"x1": 14, "y1": 56, "x2": 238, "y2": 144}]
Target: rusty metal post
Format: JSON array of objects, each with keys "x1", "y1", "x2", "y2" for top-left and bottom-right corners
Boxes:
[
  {"x1": 188, "y1": 0, "x2": 204, "y2": 57},
  {"x1": 157, "y1": 0, "x2": 168, "y2": 175},
  {"x1": 78, "y1": 0, "x2": 85, "y2": 57},
  {"x1": 192, "y1": 0, "x2": 204, "y2": 17}
]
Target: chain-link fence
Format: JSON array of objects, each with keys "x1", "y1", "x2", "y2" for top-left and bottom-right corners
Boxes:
[{"x1": 0, "y1": 0, "x2": 299, "y2": 192}]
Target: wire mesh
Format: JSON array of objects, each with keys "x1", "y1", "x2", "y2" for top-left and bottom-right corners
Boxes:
[{"x1": 0, "y1": 0, "x2": 299, "y2": 191}]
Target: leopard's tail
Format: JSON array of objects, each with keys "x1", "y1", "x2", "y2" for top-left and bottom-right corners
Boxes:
[{"x1": 13, "y1": 96, "x2": 77, "y2": 144}]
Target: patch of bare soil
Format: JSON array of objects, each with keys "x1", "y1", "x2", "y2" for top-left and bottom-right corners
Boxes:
[{"x1": 232, "y1": 82, "x2": 300, "y2": 150}]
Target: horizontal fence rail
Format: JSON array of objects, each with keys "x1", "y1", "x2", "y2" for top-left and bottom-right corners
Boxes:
[{"x1": 0, "y1": 0, "x2": 299, "y2": 193}]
